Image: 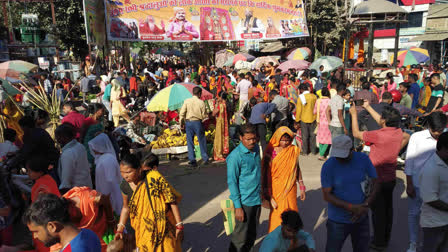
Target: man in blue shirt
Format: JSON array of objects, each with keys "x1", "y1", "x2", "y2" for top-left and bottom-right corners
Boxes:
[
  {"x1": 23, "y1": 193, "x2": 101, "y2": 252},
  {"x1": 407, "y1": 74, "x2": 420, "y2": 109},
  {"x1": 227, "y1": 123, "x2": 261, "y2": 252},
  {"x1": 249, "y1": 98, "x2": 277, "y2": 152},
  {"x1": 260, "y1": 210, "x2": 315, "y2": 252},
  {"x1": 321, "y1": 135, "x2": 379, "y2": 252}
]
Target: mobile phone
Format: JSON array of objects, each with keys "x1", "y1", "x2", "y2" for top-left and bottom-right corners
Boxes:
[{"x1": 354, "y1": 99, "x2": 364, "y2": 106}]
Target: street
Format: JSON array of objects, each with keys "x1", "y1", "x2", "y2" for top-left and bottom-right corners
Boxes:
[{"x1": 158, "y1": 154, "x2": 409, "y2": 252}]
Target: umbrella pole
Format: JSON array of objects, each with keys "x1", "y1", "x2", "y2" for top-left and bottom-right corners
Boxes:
[
  {"x1": 393, "y1": 22, "x2": 400, "y2": 68},
  {"x1": 367, "y1": 22, "x2": 374, "y2": 69}
]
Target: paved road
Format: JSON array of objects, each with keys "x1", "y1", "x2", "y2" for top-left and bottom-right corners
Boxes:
[{"x1": 159, "y1": 154, "x2": 410, "y2": 252}]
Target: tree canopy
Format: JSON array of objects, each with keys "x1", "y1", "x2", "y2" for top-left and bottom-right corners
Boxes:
[{"x1": 6, "y1": 0, "x2": 88, "y2": 59}]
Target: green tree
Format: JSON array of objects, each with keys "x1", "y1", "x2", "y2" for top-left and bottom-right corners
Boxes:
[
  {"x1": 306, "y1": 0, "x2": 348, "y2": 56},
  {"x1": 7, "y1": 0, "x2": 88, "y2": 59}
]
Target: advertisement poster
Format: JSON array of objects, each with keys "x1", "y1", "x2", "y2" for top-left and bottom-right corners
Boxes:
[
  {"x1": 104, "y1": 0, "x2": 309, "y2": 42},
  {"x1": 84, "y1": 0, "x2": 106, "y2": 46}
]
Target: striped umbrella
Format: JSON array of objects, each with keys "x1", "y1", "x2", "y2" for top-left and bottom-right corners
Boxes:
[
  {"x1": 0, "y1": 60, "x2": 37, "y2": 79},
  {"x1": 287, "y1": 47, "x2": 311, "y2": 60},
  {"x1": 146, "y1": 83, "x2": 213, "y2": 112},
  {"x1": 396, "y1": 47, "x2": 429, "y2": 67}
]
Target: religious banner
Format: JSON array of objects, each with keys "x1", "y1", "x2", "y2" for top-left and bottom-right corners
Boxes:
[
  {"x1": 84, "y1": 0, "x2": 106, "y2": 46},
  {"x1": 104, "y1": 0, "x2": 309, "y2": 42}
]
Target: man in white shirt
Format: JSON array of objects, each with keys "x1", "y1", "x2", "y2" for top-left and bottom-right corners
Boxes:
[
  {"x1": 327, "y1": 85, "x2": 348, "y2": 139},
  {"x1": 419, "y1": 132, "x2": 448, "y2": 252},
  {"x1": 55, "y1": 124, "x2": 92, "y2": 193},
  {"x1": 236, "y1": 73, "x2": 252, "y2": 112},
  {"x1": 405, "y1": 112, "x2": 447, "y2": 252}
]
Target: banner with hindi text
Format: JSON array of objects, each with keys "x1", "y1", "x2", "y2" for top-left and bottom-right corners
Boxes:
[{"x1": 104, "y1": 0, "x2": 309, "y2": 42}]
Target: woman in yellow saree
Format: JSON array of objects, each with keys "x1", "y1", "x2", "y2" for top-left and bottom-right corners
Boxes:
[
  {"x1": 129, "y1": 153, "x2": 183, "y2": 252},
  {"x1": 262, "y1": 126, "x2": 306, "y2": 233}
]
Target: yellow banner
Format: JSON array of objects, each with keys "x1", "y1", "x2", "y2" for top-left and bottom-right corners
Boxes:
[{"x1": 104, "y1": 0, "x2": 309, "y2": 41}]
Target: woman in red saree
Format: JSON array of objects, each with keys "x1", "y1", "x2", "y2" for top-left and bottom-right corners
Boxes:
[
  {"x1": 279, "y1": 74, "x2": 290, "y2": 97},
  {"x1": 212, "y1": 92, "x2": 230, "y2": 161},
  {"x1": 262, "y1": 126, "x2": 306, "y2": 233},
  {"x1": 166, "y1": 69, "x2": 176, "y2": 86}
]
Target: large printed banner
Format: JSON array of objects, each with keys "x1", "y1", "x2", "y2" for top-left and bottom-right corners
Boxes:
[
  {"x1": 104, "y1": 0, "x2": 309, "y2": 42},
  {"x1": 84, "y1": 0, "x2": 106, "y2": 46}
]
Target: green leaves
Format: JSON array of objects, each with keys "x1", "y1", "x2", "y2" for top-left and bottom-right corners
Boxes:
[{"x1": 7, "y1": 0, "x2": 88, "y2": 58}]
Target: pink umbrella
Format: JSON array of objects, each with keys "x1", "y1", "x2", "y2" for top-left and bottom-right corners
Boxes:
[
  {"x1": 277, "y1": 60, "x2": 310, "y2": 74},
  {"x1": 233, "y1": 53, "x2": 255, "y2": 64}
]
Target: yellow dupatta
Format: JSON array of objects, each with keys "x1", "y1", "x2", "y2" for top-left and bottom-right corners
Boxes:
[
  {"x1": 129, "y1": 170, "x2": 182, "y2": 252},
  {"x1": 262, "y1": 126, "x2": 300, "y2": 232}
]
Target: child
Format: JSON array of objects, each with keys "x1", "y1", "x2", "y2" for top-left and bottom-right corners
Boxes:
[
  {"x1": 26, "y1": 156, "x2": 61, "y2": 252},
  {"x1": 293, "y1": 121, "x2": 303, "y2": 148}
]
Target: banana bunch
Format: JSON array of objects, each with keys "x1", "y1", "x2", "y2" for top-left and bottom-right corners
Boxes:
[
  {"x1": 205, "y1": 129, "x2": 215, "y2": 143},
  {"x1": 151, "y1": 128, "x2": 187, "y2": 149}
]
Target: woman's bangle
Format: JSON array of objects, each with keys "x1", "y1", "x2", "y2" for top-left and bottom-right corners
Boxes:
[
  {"x1": 176, "y1": 225, "x2": 184, "y2": 230},
  {"x1": 299, "y1": 185, "x2": 306, "y2": 192},
  {"x1": 176, "y1": 222, "x2": 184, "y2": 227},
  {"x1": 115, "y1": 230, "x2": 123, "y2": 234},
  {"x1": 117, "y1": 223, "x2": 125, "y2": 229}
]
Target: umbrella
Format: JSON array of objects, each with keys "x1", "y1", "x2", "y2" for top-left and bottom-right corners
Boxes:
[
  {"x1": 233, "y1": 53, "x2": 255, "y2": 64},
  {"x1": 310, "y1": 56, "x2": 343, "y2": 72},
  {"x1": 395, "y1": 47, "x2": 429, "y2": 67},
  {"x1": 253, "y1": 56, "x2": 280, "y2": 69},
  {"x1": 277, "y1": 60, "x2": 310, "y2": 74},
  {"x1": 152, "y1": 48, "x2": 170, "y2": 55},
  {"x1": 0, "y1": 60, "x2": 38, "y2": 79},
  {"x1": 215, "y1": 49, "x2": 235, "y2": 68},
  {"x1": 287, "y1": 47, "x2": 311, "y2": 60},
  {"x1": 235, "y1": 60, "x2": 254, "y2": 70},
  {"x1": 0, "y1": 78, "x2": 20, "y2": 96},
  {"x1": 169, "y1": 49, "x2": 184, "y2": 57},
  {"x1": 146, "y1": 83, "x2": 213, "y2": 112}
]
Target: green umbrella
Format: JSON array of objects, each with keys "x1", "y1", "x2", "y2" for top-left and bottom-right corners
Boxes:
[
  {"x1": 0, "y1": 78, "x2": 20, "y2": 96},
  {"x1": 310, "y1": 56, "x2": 343, "y2": 72}
]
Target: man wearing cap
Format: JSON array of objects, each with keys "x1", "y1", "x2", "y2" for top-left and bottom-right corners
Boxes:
[{"x1": 321, "y1": 135, "x2": 379, "y2": 252}]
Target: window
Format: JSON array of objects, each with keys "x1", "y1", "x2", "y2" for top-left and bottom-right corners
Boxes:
[{"x1": 402, "y1": 12, "x2": 423, "y2": 28}]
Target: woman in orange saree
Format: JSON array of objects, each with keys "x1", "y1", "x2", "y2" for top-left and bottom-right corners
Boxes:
[
  {"x1": 213, "y1": 92, "x2": 230, "y2": 161},
  {"x1": 262, "y1": 126, "x2": 307, "y2": 233},
  {"x1": 63, "y1": 187, "x2": 115, "y2": 252}
]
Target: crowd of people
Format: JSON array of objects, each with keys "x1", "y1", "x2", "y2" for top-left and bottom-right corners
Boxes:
[{"x1": 0, "y1": 53, "x2": 448, "y2": 252}]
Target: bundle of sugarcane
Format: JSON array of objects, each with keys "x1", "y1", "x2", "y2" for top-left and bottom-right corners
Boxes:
[{"x1": 15, "y1": 81, "x2": 69, "y2": 138}]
